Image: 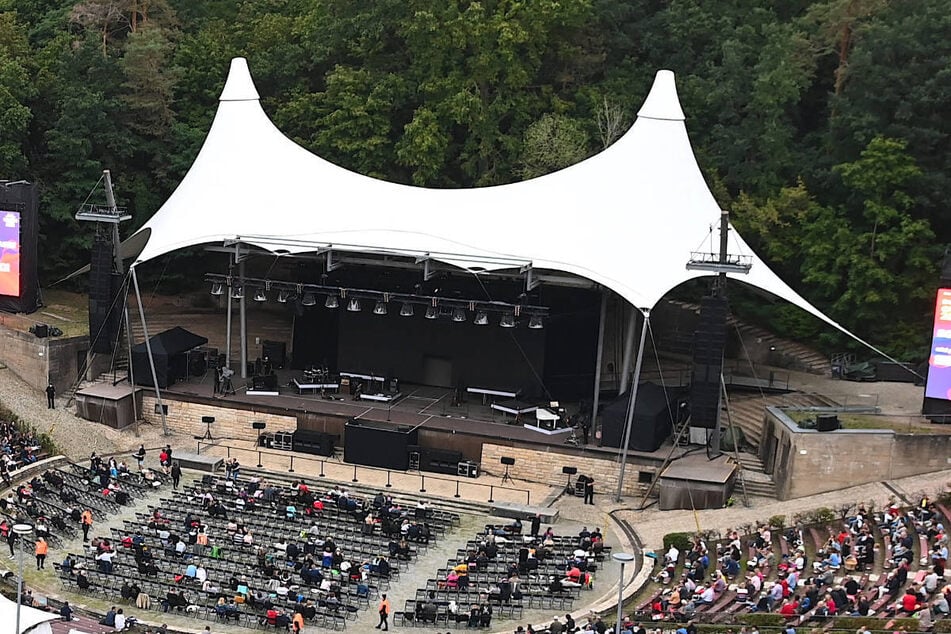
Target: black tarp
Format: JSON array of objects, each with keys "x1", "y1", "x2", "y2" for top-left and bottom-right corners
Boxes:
[
  {"x1": 600, "y1": 382, "x2": 679, "y2": 452},
  {"x1": 130, "y1": 326, "x2": 207, "y2": 388}
]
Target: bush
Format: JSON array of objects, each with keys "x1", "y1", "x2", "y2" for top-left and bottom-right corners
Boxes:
[
  {"x1": 767, "y1": 514, "x2": 786, "y2": 529},
  {"x1": 663, "y1": 532, "x2": 694, "y2": 553},
  {"x1": 810, "y1": 507, "x2": 836, "y2": 525},
  {"x1": 934, "y1": 618, "x2": 951, "y2": 634},
  {"x1": 737, "y1": 613, "x2": 785, "y2": 627}
]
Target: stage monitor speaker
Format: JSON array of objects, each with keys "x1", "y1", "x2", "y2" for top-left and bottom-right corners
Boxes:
[
  {"x1": 500, "y1": 456, "x2": 516, "y2": 466},
  {"x1": 816, "y1": 414, "x2": 840, "y2": 432},
  {"x1": 252, "y1": 421, "x2": 267, "y2": 430},
  {"x1": 202, "y1": 416, "x2": 215, "y2": 424},
  {"x1": 562, "y1": 466, "x2": 577, "y2": 475}
]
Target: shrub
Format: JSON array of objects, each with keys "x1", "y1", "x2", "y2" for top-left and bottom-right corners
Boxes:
[
  {"x1": 767, "y1": 514, "x2": 786, "y2": 529},
  {"x1": 663, "y1": 532, "x2": 694, "y2": 553},
  {"x1": 737, "y1": 613, "x2": 785, "y2": 627},
  {"x1": 810, "y1": 507, "x2": 835, "y2": 525}
]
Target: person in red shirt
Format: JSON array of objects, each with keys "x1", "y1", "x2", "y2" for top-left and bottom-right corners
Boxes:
[
  {"x1": 901, "y1": 589, "x2": 920, "y2": 614},
  {"x1": 779, "y1": 596, "x2": 799, "y2": 617}
]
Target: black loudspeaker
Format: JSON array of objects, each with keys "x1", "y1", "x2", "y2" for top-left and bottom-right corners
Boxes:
[
  {"x1": 252, "y1": 374, "x2": 279, "y2": 391},
  {"x1": 31, "y1": 323, "x2": 49, "y2": 338},
  {"x1": 292, "y1": 430, "x2": 335, "y2": 457},
  {"x1": 406, "y1": 445, "x2": 463, "y2": 475},
  {"x1": 816, "y1": 414, "x2": 840, "y2": 432},
  {"x1": 261, "y1": 340, "x2": 286, "y2": 369},
  {"x1": 500, "y1": 456, "x2": 516, "y2": 466},
  {"x1": 88, "y1": 234, "x2": 124, "y2": 354},
  {"x1": 251, "y1": 422, "x2": 266, "y2": 430},
  {"x1": 689, "y1": 295, "x2": 729, "y2": 429},
  {"x1": 562, "y1": 466, "x2": 577, "y2": 475},
  {"x1": 202, "y1": 416, "x2": 215, "y2": 424}
]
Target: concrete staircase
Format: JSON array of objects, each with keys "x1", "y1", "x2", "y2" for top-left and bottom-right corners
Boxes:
[
  {"x1": 732, "y1": 451, "x2": 777, "y2": 499},
  {"x1": 725, "y1": 392, "x2": 833, "y2": 448},
  {"x1": 664, "y1": 300, "x2": 832, "y2": 375}
]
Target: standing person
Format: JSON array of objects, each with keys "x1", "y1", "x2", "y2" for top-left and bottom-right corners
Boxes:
[
  {"x1": 35, "y1": 536, "x2": 48, "y2": 569},
  {"x1": 81, "y1": 508, "x2": 94, "y2": 542},
  {"x1": 6, "y1": 524, "x2": 15, "y2": 559},
  {"x1": 583, "y1": 476, "x2": 595, "y2": 505},
  {"x1": 171, "y1": 462, "x2": 182, "y2": 490},
  {"x1": 134, "y1": 445, "x2": 146, "y2": 470},
  {"x1": 46, "y1": 383, "x2": 55, "y2": 409},
  {"x1": 376, "y1": 593, "x2": 390, "y2": 630},
  {"x1": 530, "y1": 514, "x2": 541, "y2": 538},
  {"x1": 580, "y1": 416, "x2": 590, "y2": 445}
]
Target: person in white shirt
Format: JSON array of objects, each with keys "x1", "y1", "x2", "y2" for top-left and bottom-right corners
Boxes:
[{"x1": 196, "y1": 565, "x2": 207, "y2": 583}]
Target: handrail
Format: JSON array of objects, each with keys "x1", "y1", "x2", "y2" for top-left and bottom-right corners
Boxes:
[{"x1": 196, "y1": 441, "x2": 533, "y2": 506}]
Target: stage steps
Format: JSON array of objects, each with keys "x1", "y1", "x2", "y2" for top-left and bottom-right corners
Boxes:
[{"x1": 734, "y1": 451, "x2": 777, "y2": 499}]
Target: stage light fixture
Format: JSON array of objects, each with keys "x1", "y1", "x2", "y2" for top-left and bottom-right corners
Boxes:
[
  {"x1": 347, "y1": 298, "x2": 361, "y2": 312},
  {"x1": 253, "y1": 289, "x2": 267, "y2": 302},
  {"x1": 474, "y1": 311, "x2": 488, "y2": 325},
  {"x1": 373, "y1": 301, "x2": 387, "y2": 315},
  {"x1": 500, "y1": 312, "x2": 516, "y2": 328},
  {"x1": 231, "y1": 284, "x2": 244, "y2": 299},
  {"x1": 400, "y1": 302, "x2": 414, "y2": 317},
  {"x1": 277, "y1": 290, "x2": 289, "y2": 303},
  {"x1": 452, "y1": 307, "x2": 467, "y2": 322},
  {"x1": 301, "y1": 292, "x2": 317, "y2": 306},
  {"x1": 210, "y1": 282, "x2": 224, "y2": 296},
  {"x1": 425, "y1": 305, "x2": 438, "y2": 320},
  {"x1": 325, "y1": 295, "x2": 339, "y2": 309},
  {"x1": 528, "y1": 314, "x2": 544, "y2": 329}
]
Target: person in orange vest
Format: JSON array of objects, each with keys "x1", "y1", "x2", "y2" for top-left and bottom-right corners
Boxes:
[
  {"x1": 81, "y1": 509, "x2": 94, "y2": 542},
  {"x1": 291, "y1": 609, "x2": 305, "y2": 633},
  {"x1": 35, "y1": 537, "x2": 48, "y2": 570},
  {"x1": 376, "y1": 593, "x2": 390, "y2": 630}
]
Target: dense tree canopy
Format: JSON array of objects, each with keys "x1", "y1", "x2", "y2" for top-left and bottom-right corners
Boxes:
[{"x1": 0, "y1": 0, "x2": 947, "y2": 358}]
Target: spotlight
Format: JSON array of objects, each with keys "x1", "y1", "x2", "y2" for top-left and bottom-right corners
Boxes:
[
  {"x1": 474, "y1": 311, "x2": 488, "y2": 326},
  {"x1": 425, "y1": 305, "x2": 438, "y2": 320},
  {"x1": 301, "y1": 292, "x2": 316, "y2": 307},
  {"x1": 500, "y1": 313, "x2": 516, "y2": 328},
  {"x1": 400, "y1": 302, "x2": 414, "y2": 317},
  {"x1": 253, "y1": 289, "x2": 267, "y2": 302},
  {"x1": 452, "y1": 307, "x2": 467, "y2": 322},
  {"x1": 373, "y1": 301, "x2": 387, "y2": 315},
  {"x1": 347, "y1": 298, "x2": 361, "y2": 312},
  {"x1": 528, "y1": 314, "x2": 544, "y2": 329},
  {"x1": 277, "y1": 290, "x2": 289, "y2": 303},
  {"x1": 231, "y1": 284, "x2": 244, "y2": 299},
  {"x1": 210, "y1": 282, "x2": 224, "y2": 296},
  {"x1": 325, "y1": 295, "x2": 339, "y2": 309}
]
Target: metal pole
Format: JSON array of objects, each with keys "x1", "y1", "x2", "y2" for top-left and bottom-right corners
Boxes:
[
  {"x1": 131, "y1": 266, "x2": 169, "y2": 435},
  {"x1": 288, "y1": 456, "x2": 295, "y2": 473},
  {"x1": 591, "y1": 291, "x2": 608, "y2": 445},
  {"x1": 454, "y1": 481, "x2": 460, "y2": 498},
  {"x1": 615, "y1": 561, "x2": 626, "y2": 633},
  {"x1": 386, "y1": 471, "x2": 392, "y2": 488},
  {"x1": 13, "y1": 523, "x2": 32, "y2": 634},
  {"x1": 225, "y1": 261, "x2": 233, "y2": 369},
  {"x1": 419, "y1": 475, "x2": 426, "y2": 493},
  {"x1": 617, "y1": 306, "x2": 637, "y2": 395},
  {"x1": 615, "y1": 309, "x2": 650, "y2": 502},
  {"x1": 488, "y1": 485, "x2": 494, "y2": 503},
  {"x1": 352, "y1": 465, "x2": 358, "y2": 483},
  {"x1": 239, "y1": 259, "x2": 248, "y2": 379}
]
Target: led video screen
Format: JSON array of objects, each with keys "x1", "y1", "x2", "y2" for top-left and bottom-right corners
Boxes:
[
  {"x1": 925, "y1": 287, "x2": 951, "y2": 401},
  {"x1": 0, "y1": 210, "x2": 21, "y2": 297}
]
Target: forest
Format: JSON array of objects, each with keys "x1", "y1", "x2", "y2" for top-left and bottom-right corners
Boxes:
[{"x1": 0, "y1": 0, "x2": 947, "y2": 359}]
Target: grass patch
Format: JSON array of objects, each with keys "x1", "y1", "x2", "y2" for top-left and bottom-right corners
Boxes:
[
  {"x1": 39, "y1": 288, "x2": 91, "y2": 337},
  {"x1": 783, "y1": 410, "x2": 945, "y2": 435}
]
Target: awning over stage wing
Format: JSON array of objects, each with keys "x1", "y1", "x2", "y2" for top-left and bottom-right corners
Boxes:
[{"x1": 127, "y1": 57, "x2": 883, "y2": 354}]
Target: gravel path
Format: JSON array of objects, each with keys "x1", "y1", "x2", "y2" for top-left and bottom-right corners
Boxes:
[{"x1": 0, "y1": 368, "x2": 175, "y2": 460}]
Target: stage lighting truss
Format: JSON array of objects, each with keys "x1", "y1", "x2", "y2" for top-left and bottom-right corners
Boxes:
[{"x1": 204, "y1": 273, "x2": 549, "y2": 327}]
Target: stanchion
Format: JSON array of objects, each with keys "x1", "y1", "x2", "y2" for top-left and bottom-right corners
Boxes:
[
  {"x1": 319, "y1": 461, "x2": 326, "y2": 478},
  {"x1": 196, "y1": 441, "x2": 200, "y2": 454},
  {"x1": 288, "y1": 456, "x2": 295, "y2": 473},
  {"x1": 419, "y1": 475, "x2": 426, "y2": 493},
  {"x1": 352, "y1": 465, "x2": 358, "y2": 483},
  {"x1": 454, "y1": 481, "x2": 461, "y2": 499},
  {"x1": 257, "y1": 451, "x2": 262, "y2": 468},
  {"x1": 526, "y1": 491, "x2": 531, "y2": 505},
  {"x1": 227, "y1": 447, "x2": 231, "y2": 458},
  {"x1": 385, "y1": 471, "x2": 392, "y2": 488},
  {"x1": 488, "y1": 485, "x2": 494, "y2": 503}
]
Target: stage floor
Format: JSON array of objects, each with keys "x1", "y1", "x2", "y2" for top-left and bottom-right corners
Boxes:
[{"x1": 160, "y1": 369, "x2": 686, "y2": 460}]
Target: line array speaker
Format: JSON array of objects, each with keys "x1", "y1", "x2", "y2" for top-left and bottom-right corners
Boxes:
[
  {"x1": 88, "y1": 233, "x2": 124, "y2": 354},
  {"x1": 689, "y1": 295, "x2": 729, "y2": 429}
]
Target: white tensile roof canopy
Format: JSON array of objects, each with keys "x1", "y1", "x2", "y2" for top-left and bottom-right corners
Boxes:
[
  {"x1": 131, "y1": 57, "x2": 880, "y2": 353},
  {"x1": 0, "y1": 592, "x2": 56, "y2": 634}
]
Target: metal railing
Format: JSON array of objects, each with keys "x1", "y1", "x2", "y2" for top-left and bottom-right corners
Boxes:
[{"x1": 196, "y1": 441, "x2": 532, "y2": 505}]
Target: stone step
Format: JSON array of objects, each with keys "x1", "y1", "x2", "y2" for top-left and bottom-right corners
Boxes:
[{"x1": 739, "y1": 478, "x2": 777, "y2": 498}]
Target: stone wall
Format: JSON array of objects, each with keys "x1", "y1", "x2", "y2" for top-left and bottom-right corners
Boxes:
[
  {"x1": 140, "y1": 395, "x2": 297, "y2": 443},
  {"x1": 762, "y1": 407, "x2": 951, "y2": 500},
  {"x1": 0, "y1": 323, "x2": 50, "y2": 391},
  {"x1": 480, "y1": 442, "x2": 655, "y2": 498}
]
